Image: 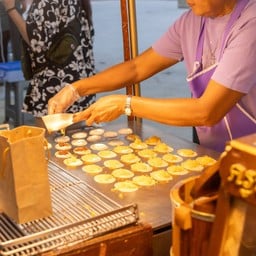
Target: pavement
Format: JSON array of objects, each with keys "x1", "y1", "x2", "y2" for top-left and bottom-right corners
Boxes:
[{"x1": 0, "y1": 0, "x2": 192, "y2": 141}]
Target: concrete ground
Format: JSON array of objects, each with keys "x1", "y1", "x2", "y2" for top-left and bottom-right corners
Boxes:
[{"x1": 0, "y1": 0, "x2": 192, "y2": 141}]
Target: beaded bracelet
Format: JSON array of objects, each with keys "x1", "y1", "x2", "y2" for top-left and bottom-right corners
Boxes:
[{"x1": 6, "y1": 7, "x2": 16, "y2": 14}]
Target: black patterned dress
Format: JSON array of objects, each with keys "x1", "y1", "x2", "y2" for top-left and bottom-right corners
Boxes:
[{"x1": 23, "y1": 0, "x2": 96, "y2": 117}]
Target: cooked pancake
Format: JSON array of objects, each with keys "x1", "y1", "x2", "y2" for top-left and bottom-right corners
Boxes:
[
  {"x1": 137, "y1": 149, "x2": 157, "y2": 159},
  {"x1": 144, "y1": 136, "x2": 161, "y2": 146},
  {"x1": 118, "y1": 128, "x2": 133, "y2": 135},
  {"x1": 177, "y1": 148, "x2": 198, "y2": 157},
  {"x1": 113, "y1": 145, "x2": 133, "y2": 154},
  {"x1": 73, "y1": 146, "x2": 91, "y2": 155},
  {"x1": 125, "y1": 133, "x2": 140, "y2": 142},
  {"x1": 111, "y1": 168, "x2": 134, "y2": 179},
  {"x1": 54, "y1": 135, "x2": 70, "y2": 143},
  {"x1": 153, "y1": 143, "x2": 173, "y2": 154},
  {"x1": 71, "y1": 139, "x2": 87, "y2": 147},
  {"x1": 181, "y1": 159, "x2": 204, "y2": 171},
  {"x1": 98, "y1": 150, "x2": 117, "y2": 159},
  {"x1": 90, "y1": 143, "x2": 108, "y2": 151},
  {"x1": 81, "y1": 153, "x2": 101, "y2": 164},
  {"x1": 150, "y1": 170, "x2": 173, "y2": 182},
  {"x1": 118, "y1": 127, "x2": 133, "y2": 135},
  {"x1": 133, "y1": 175, "x2": 156, "y2": 186},
  {"x1": 55, "y1": 142, "x2": 72, "y2": 151},
  {"x1": 130, "y1": 162, "x2": 153, "y2": 173},
  {"x1": 108, "y1": 139, "x2": 125, "y2": 146},
  {"x1": 87, "y1": 135, "x2": 102, "y2": 142},
  {"x1": 82, "y1": 164, "x2": 103, "y2": 174},
  {"x1": 94, "y1": 174, "x2": 116, "y2": 184},
  {"x1": 129, "y1": 138, "x2": 148, "y2": 150},
  {"x1": 114, "y1": 181, "x2": 139, "y2": 192},
  {"x1": 162, "y1": 153, "x2": 183, "y2": 163},
  {"x1": 167, "y1": 165, "x2": 188, "y2": 175},
  {"x1": 71, "y1": 132, "x2": 87, "y2": 139},
  {"x1": 120, "y1": 153, "x2": 141, "y2": 164},
  {"x1": 147, "y1": 157, "x2": 168, "y2": 168},
  {"x1": 63, "y1": 157, "x2": 83, "y2": 167},
  {"x1": 55, "y1": 150, "x2": 72, "y2": 159},
  {"x1": 104, "y1": 159, "x2": 124, "y2": 169},
  {"x1": 89, "y1": 128, "x2": 105, "y2": 136},
  {"x1": 195, "y1": 155, "x2": 217, "y2": 166},
  {"x1": 103, "y1": 131, "x2": 118, "y2": 138}
]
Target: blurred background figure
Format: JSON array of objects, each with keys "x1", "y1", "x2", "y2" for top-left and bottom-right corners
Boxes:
[
  {"x1": 2, "y1": 0, "x2": 96, "y2": 125},
  {"x1": 0, "y1": 1, "x2": 21, "y2": 63}
]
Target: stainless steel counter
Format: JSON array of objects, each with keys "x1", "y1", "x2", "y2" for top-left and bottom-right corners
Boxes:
[{"x1": 48, "y1": 119, "x2": 219, "y2": 231}]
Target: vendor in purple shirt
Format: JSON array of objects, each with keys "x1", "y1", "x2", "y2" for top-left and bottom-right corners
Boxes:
[{"x1": 48, "y1": 0, "x2": 256, "y2": 152}]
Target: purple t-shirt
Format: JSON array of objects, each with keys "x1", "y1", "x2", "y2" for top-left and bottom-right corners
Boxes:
[{"x1": 152, "y1": 0, "x2": 256, "y2": 118}]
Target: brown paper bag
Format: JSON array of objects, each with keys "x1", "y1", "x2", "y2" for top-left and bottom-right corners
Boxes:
[{"x1": 0, "y1": 126, "x2": 52, "y2": 224}]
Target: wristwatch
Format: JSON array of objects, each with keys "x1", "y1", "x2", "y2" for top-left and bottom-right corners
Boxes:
[{"x1": 124, "y1": 95, "x2": 132, "y2": 116}]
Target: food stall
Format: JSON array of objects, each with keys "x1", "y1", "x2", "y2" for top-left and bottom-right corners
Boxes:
[{"x1": 0, "y1": 118, "x2": 220, "y2": 256}]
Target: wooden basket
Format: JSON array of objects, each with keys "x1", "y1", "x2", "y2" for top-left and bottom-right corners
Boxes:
[{"x1": 170, "y1": 176, "x2": 217, "y2": 256}]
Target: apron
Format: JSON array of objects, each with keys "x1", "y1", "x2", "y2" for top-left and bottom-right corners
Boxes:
[{"x1": 187, "y1": 0, "x2": 256, "y2": 152}]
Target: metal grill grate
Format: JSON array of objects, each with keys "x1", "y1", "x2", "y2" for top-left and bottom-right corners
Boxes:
[{"x1": 0, "y1": 161, "x2": 139, "y2": 256}]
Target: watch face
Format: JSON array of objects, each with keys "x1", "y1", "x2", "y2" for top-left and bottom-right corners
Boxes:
[{"x1": 125, "y1": 107, "x2": 132, "y2": 116}]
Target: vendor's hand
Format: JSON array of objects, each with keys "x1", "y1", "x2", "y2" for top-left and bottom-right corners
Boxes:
[
  {"x1": 48, "y1": 84, "x2": 80, "y2": 114},
  {"x1": 73, "y1": 95, "x2": 126, "y2": 126}
]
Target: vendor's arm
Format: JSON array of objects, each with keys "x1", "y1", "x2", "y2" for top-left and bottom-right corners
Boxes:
[
  {"x1": 74, "y1": 79, "x2": 244, "y2": 127},
  {"x1": 48, "y1": 48, "x2": 178, "y2": 114},
  {"x1": 2, "y1": 0, "x2": 29, "y2": 45}
]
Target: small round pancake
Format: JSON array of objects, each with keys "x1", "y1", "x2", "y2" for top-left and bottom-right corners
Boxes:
[
  {"x1": 130, "y1": 162, "x2": 153, "y2": 173},
  {"x1": 108, "y1": 139, "x2": 124, "y2": 146},
  {"x1": 153, "y1": 143, "x2": 173, "y2": 154},
  {"x1": 181, "y1": 159, "x2": 204, "y2": 172},
  {"x1": 111, "y1": 168, "x2": 134, "y2": 179},
  {"x1": 90, "y1": 143, "x2": 108, "y2": 151},
  {"x1": 118, "y1": 127, "x2": 133, "y2": 135},
  {"x1": 55, "y1": 142, "x2": 72, "y2": 151},
  {"x1": 71, "y1": 132, "x2": 87, "y2": 139},
  {"x1": 87, "y1": 135, "x2": 102, "y2": 142},
  {"x1": 125, "y1": 134, "x2": 140, "y2": 142},
  {"x1": 81, "y1": 153, "x2": 101, "y2": 164},
  {"x1": 103, "y1": 159, "x2": 124, "y2": 169},
  {"x1": 103, "y1": 131, "x2": 118, "y2": 138},
  {"x1": 133, "y1": 175, "x2": 156, "y2": 187},
  {"x1": 89, "y1": 128, "x2": 105, "y2": 136},
  {"x1": 113, "y1": 145, "x2": 133, "y2": 154},
  {"x1": 177, "y1": 148, "x2": 198, "y2": 158},
  {"x1": 73, "y1": 146, "x2": 91, "y2": 155},
  {"x1": 163, "y1": 153, "x2": 183, "y2": 163},
  {"x1": 55, "y1": 150, "x2": 72, "y2": 159},
  {"x1": 150, "y1": 170, "x2": 173, "y2": 182},
  {"x1": 138, "y1": 149, "x2": 157, "y2": 159},
  {"x1": 144, "y1": 136, "x2": 161, "y2": 146},
  {"x1": 63, "y1": 157, "x2": 83, "y2": 167},
  {"x1": 129, "y1": 139, "x2": 148, "y2": 150},
  {"x1": 82, "y1": 164, "x2": 103, "y2": 174},
  {"x1": 120, "y1": 153, "x2": 141, "y2": 164},
  {"x1": 114, "y1": 181, "x2": 139, "y2": 192},
  {"x1": 98, "y1": 150, "x2": 117, "y2": 159},
  {"x1": 71, "y1": 139, "x2": 87, "y2": 147},
  {"x1": 167, "y1": 165, "x2": 188, "y2": 175},
  {"x1": 195, "y1": 155, "x2": 217, "y2": 166},
  {"x1": 147, "y1": 157, "x2": 168, "y2": 168},
  {"x1": 54, "y1": 135, "x2": 70, "y2": 143},
  {"x1": 94, "y1": 174, "x2": 116, "y2": 184}
]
